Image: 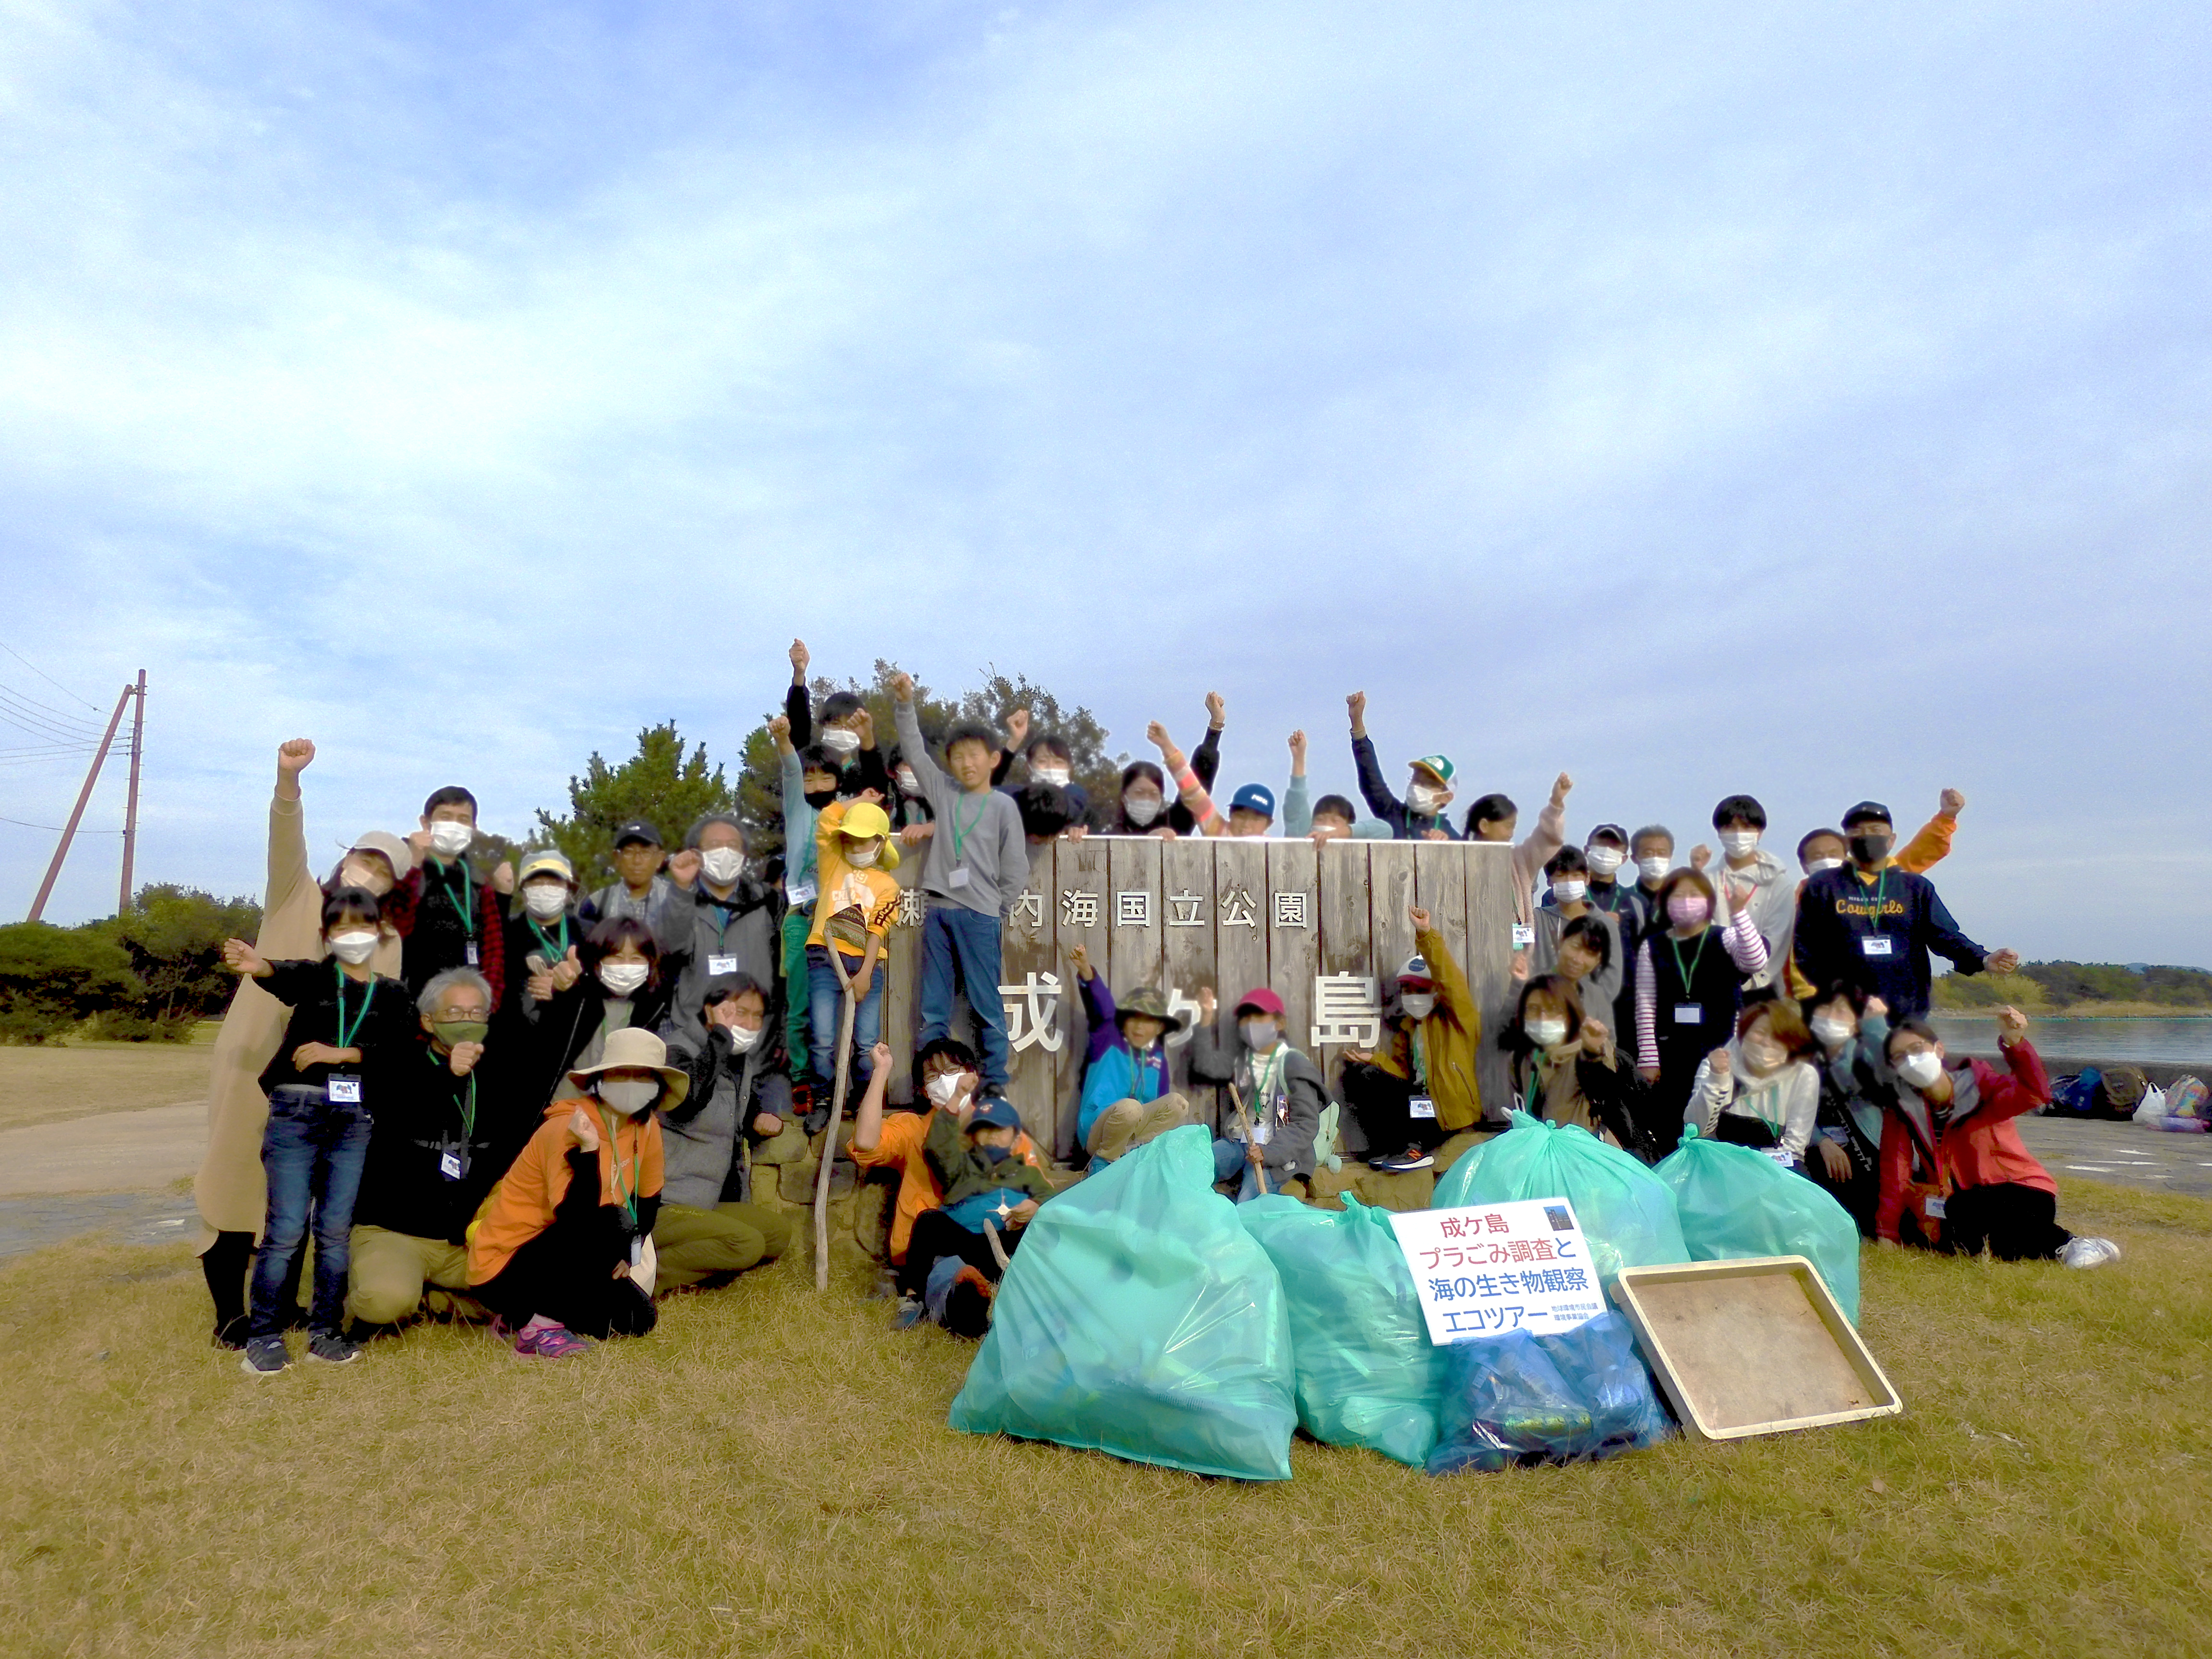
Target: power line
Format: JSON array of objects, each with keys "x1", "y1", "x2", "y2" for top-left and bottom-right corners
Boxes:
[
  {"x1": 0, "y1": 703, "x2": 102, "y2": 746},
  {"x1": 0, "y1": 681, "x2": 104, "y2": 731},
  {"x1": 0, "y1": 815, "x2": 120, "y2": 833},
  {"x1": 0, "y1": 686, "x2": 104, "y2": 738},
  {"x1": 0, "y1": 640, "x2": 101, "y2": 711}
]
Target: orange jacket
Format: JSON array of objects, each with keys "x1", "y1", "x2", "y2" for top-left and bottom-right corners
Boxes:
[
  {"x1": 849, "y1": 1106, "x2": 1044, "y2": 1264},
  {"x1": 467, "y1": 1098, "x2": 664, "y2": 1284}
]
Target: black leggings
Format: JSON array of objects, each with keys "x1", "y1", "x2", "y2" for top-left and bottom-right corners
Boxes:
[
  {"x1": 202, "y1": 1230, "x2": 303, "y2": 1342},
  {"x1": 896, "y1": 1208, "x2": 1019, "y2": 1300},
  {"x1": 1941, "y1": 1183, "x2": 2071, "y2": 1262}
]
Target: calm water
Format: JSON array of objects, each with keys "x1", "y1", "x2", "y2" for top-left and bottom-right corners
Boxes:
[{"x1": 1930, "y1": 1015, "x2": 2212, "y2": 1067}]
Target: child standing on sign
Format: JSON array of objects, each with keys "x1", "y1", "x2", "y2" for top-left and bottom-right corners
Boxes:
[
  {"x1": 890, "y1": 671, "x2": 1028, "y2": 1099},
  {"x1": 220, "y1": 889, "x2": 416, "y2": 1376},
  {"x1": 1189, "y1": 987, "x2": 1326, "y2": 1200}
]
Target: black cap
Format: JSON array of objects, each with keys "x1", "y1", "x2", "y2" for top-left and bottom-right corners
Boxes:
[
  {"x1": 613, "y1": 819, "x2": 664, "y2": 848},
  {"x1": 1841, "y1": 801, "x2": 1892, "y2": 829}
]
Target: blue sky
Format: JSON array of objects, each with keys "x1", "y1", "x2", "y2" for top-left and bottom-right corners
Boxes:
[{"x1": 3, "y1": 1, "x2": 2207, "y2": 962}]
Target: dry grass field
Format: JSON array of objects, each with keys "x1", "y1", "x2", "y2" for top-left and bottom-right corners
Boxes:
[
  {"x1": 0, "y1": 1030, "x2": 216, "y2": 1133},
  {"x1": 1, "y1": 1172, "x2": 2206, "y2": 1659}
]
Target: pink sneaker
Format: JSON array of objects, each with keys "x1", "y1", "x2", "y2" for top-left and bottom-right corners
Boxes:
[{"x1": 508, "y1": 1315, "x2": 591, "y2": 1358}]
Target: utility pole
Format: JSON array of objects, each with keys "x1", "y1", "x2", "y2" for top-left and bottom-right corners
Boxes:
[
  {"x1": 26, "y1": 682, "x2": 132, "y2": 924},
  {"x1": 118, "y1": 670, "x2": 147, "y2": 915}
]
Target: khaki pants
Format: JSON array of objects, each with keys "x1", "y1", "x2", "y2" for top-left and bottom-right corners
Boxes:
[
  {"x1": 653, "y1": 1202, "x2": 795, "y2": 1291},
  {"x1": 1083, "y1": 1092, "x2": 1195, "y2": 1162},
  {"x1": 348, "y1": 1225, "x2": 487, "y2": 1326}
]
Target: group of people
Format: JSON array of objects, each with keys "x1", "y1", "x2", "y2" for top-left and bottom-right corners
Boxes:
[{"x1": 192, "y1": 648, "x2": 2116, "y2": 1375}]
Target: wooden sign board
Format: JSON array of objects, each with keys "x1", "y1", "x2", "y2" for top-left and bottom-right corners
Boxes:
[{"x1": 875, "y1": 838, "x2": 1520, "y2": 1158}]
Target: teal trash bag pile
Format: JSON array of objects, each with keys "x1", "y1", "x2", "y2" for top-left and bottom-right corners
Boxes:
[
  {"x1": 1425, "y1": 1312, "x2": 1674, "y2": 1476},
  {"x1": 1432, "y1": 1111, "x2": 1688, "y2": 1286},
  {"x1": 1238, "y1": 1193, "x2": 1444, "y2": 1468},
  {"x1": 948, "y1": 1125, "x2": 1297, "y2": 1481},
  {"x1": 1655, "y1": 1125, "x2": 1863, "y2": 1323}
]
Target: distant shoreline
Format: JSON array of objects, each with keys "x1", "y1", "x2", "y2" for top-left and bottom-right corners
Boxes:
[{"x1": 1931, "y1": 1005, "x2": 2212, "y2": 1021}]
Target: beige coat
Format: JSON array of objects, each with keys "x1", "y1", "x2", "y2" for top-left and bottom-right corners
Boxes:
[{"x1": 193, "y1": 792, "x2": 404, "y2": 1249}]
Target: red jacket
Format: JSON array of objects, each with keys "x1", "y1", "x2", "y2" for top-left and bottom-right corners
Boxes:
[{"x1": 1876, "y1": 1039, "x2": 2053, "y2": 1243}]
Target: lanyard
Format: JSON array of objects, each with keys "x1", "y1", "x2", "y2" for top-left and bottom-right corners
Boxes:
[
  {"x1": 1248, "y1": 1047, "x2": 1286, "y2": 1111},
  {"x1": 1522, "y1": 1062, "x2": 1542, "y2": 1116},
  {"x1": 332, "y1": 962, "x2": 373, "y2": 1052},
  {"x1": 431, "y1": 1048, "x2": 478, "y2": 1142},
  {"x1": 598, "y1": 1106, "x2": 640, "y2": 1225},
  {"x1": 949, "y1": 790, "x2": 987, "y2": 863},
  {"x1": 529, "y1": 916, "x2": 569, "y2": 962},
  {"x1": 434, "y1": 860, "x2": 476, "y2": 939},
  {"x1": 1857, "y1": 868, "x2": 1890, "y2": 924},
  {"x1": 1666, "y1": 927, "x2": 1712, "y2": 997},
  {"x1": 1410, "y1": 1027, "x2": 1428, "y2": 1091}
]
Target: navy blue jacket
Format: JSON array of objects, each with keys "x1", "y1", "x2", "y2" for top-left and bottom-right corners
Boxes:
[
  {"x1": 1351, "y1": 734, "x2": 1460, "y2": 840},
  {"x1": 1792, "y1": 866, "x2": 1987, "y2": 1019}
]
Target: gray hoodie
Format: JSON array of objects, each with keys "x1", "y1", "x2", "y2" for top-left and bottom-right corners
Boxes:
[
  {"x1": 893, "y1": 700, "x2": 1030, "y2": 919},
  {"x1": 1186, "y1": 1025, "x2": 1325, "y2": 1178}
]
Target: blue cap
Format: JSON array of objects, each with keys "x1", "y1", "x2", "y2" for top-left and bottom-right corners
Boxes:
[
  {"x1": 1229, "y1": 783, "x2": 1276, "y2": 819},
  {"x1": 968, "y1": 1097, "x2": 1022, "y2": 1134}
]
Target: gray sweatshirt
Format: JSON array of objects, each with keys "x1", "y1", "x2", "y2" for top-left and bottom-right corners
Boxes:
[{"x1": 893, "y1": 699, "x2": 1029, "y2": 918}]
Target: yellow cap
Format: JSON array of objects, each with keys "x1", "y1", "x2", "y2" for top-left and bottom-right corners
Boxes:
[{"x1": 835, "y1": 801, "x2": 901, "y2": 871}]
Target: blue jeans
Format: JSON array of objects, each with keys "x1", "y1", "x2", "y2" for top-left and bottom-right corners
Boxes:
[
  {"x1": 918, "y1": 904, "x2": 1010, "y2": 1090},
  {"x1": 250, "y1": 1085, "x2": 373, "y2": 1338},
  {"x1": 806, "y1": 945, "x2": 883, "y2": 1088},
  {"x1": 1212, "y1": 1137, "x2": 1269, "y2": 1203}
]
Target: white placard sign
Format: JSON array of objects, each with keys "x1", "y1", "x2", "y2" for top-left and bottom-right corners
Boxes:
[{"x1": 1388, "y1": 1198, "x2": 1606, "y2": 1345}]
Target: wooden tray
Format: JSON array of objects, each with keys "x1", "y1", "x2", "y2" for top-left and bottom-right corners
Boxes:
[{"x1": 1609, "y1": 1256, "x2": 1903, "y2": 1441}]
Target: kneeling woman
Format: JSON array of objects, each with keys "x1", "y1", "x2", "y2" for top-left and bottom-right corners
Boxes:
[
  {"x1": 1877, "y1": 1007, "x2": 2119, "y2": 1268},
  {"x1": 1683, "y1": 999, "x2": 1819, "y2": 1169},
  {"x1": 467, "y1": 1027, "x2": 679, "y2": 1356}
]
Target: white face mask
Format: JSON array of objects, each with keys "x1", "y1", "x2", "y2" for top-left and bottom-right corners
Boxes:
[
  {"x1": 845, "y1": 840, "x2": 881, "y2": 868},
  {"x1": 926, "y1": 1070, "x2": 969, "y2": 1107},
  {"x1": 699, "y1": 847, "x2": 744, "y2": 885},
  {"x1": 1240, "y1": 1019, "x2": 1279, "y2": 1052},
  {"x1": 1585, "y1": 846, "x2": 1624, "y2": 876},
  {"x1": 428, "y1": 820, "x2": 474, "y2": 857},
  {"x1": 1406, "y1": 783, "x2": 1444, "y2": 816},
  {"x1": 599, "y1": 961, "x2": 649, "y2": 996},
  {"x1": 1032, "y1": 764, "x2": 1070, "y2": 788},
  {"x1": 327, "y1": 929, "x2": 379, "y2": 965},
  {"x1": 598, "y1": 1077, "x2": 660, "y2": 1116},
  {"x1": 1719, "y1": 829, "x2": 1761, "y2": 859},
  {"x1": 1805, "y1": 856, "x2": 1844, "y2": 876},
  {"x1": 895, "y1": 767, "x2": 922, "y2": 796},
  {"x1": 1526, "y1": 1017, "x2": 1569, "y2": 1048},
  {"x1": 523, "y1": 883, "x2": 568, "y2": 920},
  {"x1": 1123, "y1": 793, "x2": 1162, "y2": 827},
  {"x1": 1742, "y1": 1034, "x2": 1788, "y2": 1072},
  {"x1": 819, "y1": 727, "x2": 861, "y2": 757},
  {"x1": 1551, "y1": 878, "x2": 1587, "y2": 904},
  {"x1": 1896, "y1": 1050, "x2": 1944, "y2": 1090},
  {"x1": 726, "y1": 1023, "x2": 761, "y2": 1053},
  {"x1": 1810, "y1": 1013, "x2": 1855, "y2": 1048},
  {"x1": 1400, "y1": 992, "x2": 1436, "y2": 1021},
  {"x1": 1637, "y1": 855, "x2": 1671, "y2": 883}
]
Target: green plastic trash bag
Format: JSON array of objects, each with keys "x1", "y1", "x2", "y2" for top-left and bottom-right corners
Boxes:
[
  {"x1": 1656, "y1": 1125, "x2": 1863, "y2": 1323},
  {"x1": 1238, "y1": 1193, "x2": 1443, "y2": 1468},
  {"x1": 1431, "y1": 1111, "x2": 1688, "y2": 1286},
  {"x1": 948, "y1": 1125, "x2": 1297, "y2": 1481},
  {"x1": 1425, "y1": 1312, "x2": 1672, "y2": 1476}
]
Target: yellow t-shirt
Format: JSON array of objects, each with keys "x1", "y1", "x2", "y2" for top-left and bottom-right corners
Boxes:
[{"x1": 807, "y1": 799, "x2": 902, "y2": 958}]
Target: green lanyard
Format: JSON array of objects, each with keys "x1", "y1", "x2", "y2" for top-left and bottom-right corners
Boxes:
[
  {"x1": 599, "y1": 1107, "x2": 640, "y2": 1225},
  {"x1": 949, "y1": 791, "x2": 987, "y2": 864},
  {"x1": 432, "y1": 1048, "x2": 478, "y2": 1143},
  {"x1": 332, "y1": 962, "x2": 374, "y2": 1052},
  {"x1": 1248, "y1": 1047, "x2": 1286, "y2": 1112},
  {"x1": 434, "y1": 860, "x2": 476, "y2": 939},
  {"x1": 528, "y1": 915, "x2": 569, "y2": 962},
  {"x1": 1666, "y1": 928, "x2": 1712, "y2": 998},
  {"x1": 1522, "y1": 1062, "x2": 1542, "y2": 1115},
  {"x1": 1410, "y1": 1027, "x2": 1429, "y2": 1091},
  {"x1": 1858, "y1": 868, "x2": 1889, "y2": 924}
]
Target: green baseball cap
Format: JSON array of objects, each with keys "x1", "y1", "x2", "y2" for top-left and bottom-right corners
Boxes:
[{"x1": 1411, "y1": 754, "x2": 1456, "y2": 787}]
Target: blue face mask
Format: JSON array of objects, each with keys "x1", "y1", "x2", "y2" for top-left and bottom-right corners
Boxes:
[{"x1": 981, "y1": 1142, "x2": 1011, "y2": 1166}]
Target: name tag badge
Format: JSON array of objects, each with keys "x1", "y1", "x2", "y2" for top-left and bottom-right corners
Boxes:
[
  {"x1": 465, "y1": 941, "x2": 480, "y2": 967},
  {"x1": 439, "y1": 1151, "x2": 464, "y2": 1180},
  {"x1": 1862, "y1": 936, "x2": 1895, "y2": 958},
  {"x1": 950, "y1": 866, "x2": 972, "y2": 890},
  {"x1": 786, "y1": 878, "x2": 817, "y2": 908},
  {"x1": 1763, "y1": 1148, "x2": 1795, "y2": 1166},
  {"x1": 327, "y1": 1076, "x2": 363, "y2": 1104},
  {"x1": 1510, "y1": 924, "x2": 1536, "y2": 949},
  {"x1": 1408, "y1": 1096, "x2": 1438, "y2": 1120},
  {"x1": 1672, "y1": 1004, "x2": 1703, "y2": 1025},
  {"x1": 707, "y1": 954, "x2": 739, "y2": 976},
  {"x1": 1923, "y1": 1194, "x2": 1947, "y2": 1220}
]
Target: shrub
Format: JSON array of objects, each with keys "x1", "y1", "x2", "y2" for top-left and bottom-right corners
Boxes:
[{"x1": 0, "y1": 923, "x2": 143, "y2": 1045}]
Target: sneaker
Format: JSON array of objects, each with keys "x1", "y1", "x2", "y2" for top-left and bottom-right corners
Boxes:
[
  {"x1": 1370, "y1": 1150, "x2": 1435, "y2": 1173},
  {"x1": 2060, "y1": 1236, "x2": 2122, "y2": 1269},
  {"x1": 238, "y1": 1336, "x2": 289, "y2": 1377},
  {"x1": 892, "y1": 1295, "x2": 926, "y2": 1330},
  {"x1": 509, "y1": 1317, "x2": 591, "y2": 1358},
  {"x1": 306, "y1": 1330, "x2": 361, "y2": 1366}
]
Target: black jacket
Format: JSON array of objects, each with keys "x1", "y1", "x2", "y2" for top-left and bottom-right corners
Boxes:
[{"x1": 353, "y1": 1034, "x2": 534, "y2": 1244}]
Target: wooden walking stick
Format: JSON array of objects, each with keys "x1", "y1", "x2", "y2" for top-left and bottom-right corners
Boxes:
[
  {"x1": 813, "y1": 933, "x2": 880, "y2": 1291},
  {"x1": 1228, "y1": 1082, "x2": 1270, "y2": 1197}
]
